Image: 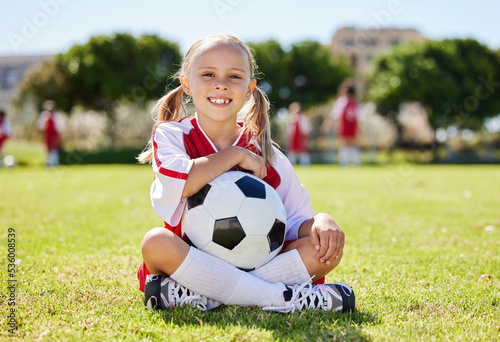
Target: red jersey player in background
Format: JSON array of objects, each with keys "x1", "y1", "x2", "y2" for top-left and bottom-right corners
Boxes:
[
  {"x1": 287, "y1": 102, "x2": 311, "y2": 166},
  {"x1": 322, "y1": 82, "x2": 361, "y2": 167},
  {"x1": 0, "y1": 108, "x2": 12, "y2": 166},
  {"x1": 37, "y1": 100, "x2": 65, "y2": 167}
]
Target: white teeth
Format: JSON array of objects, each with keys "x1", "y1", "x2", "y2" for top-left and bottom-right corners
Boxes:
[{"x1": 210, "y1": 98, "x2": 230, "y2": 104}]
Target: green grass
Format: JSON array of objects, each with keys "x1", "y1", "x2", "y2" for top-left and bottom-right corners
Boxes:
[{"x1": 1, "y1": 161, "x2": 499, "y2": 341}]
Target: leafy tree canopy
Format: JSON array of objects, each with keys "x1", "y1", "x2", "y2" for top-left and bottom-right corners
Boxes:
[
  {"x1": 367, "y1": 38, "x2": 500, "y2": 130},
  {"x1": 251, "y1": 40, "x2": 352, "y2": 110},
  {"x1": 20, "y1": 34, "x2": 352, "y2": 117},
  {"x1": 18, "y1": 33, "x2": 181, "y2": 113}
]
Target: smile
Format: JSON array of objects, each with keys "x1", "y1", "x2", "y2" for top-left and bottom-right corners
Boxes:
[{"x1": 208, "y1": 97, "x2": 232, "y2": 104}]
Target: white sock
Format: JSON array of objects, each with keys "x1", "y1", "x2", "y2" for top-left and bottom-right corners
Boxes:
[
  {"x1": 171, "y1": 247, "x2": 287, "y2": 308},
  {"x1": 339, "y1": 146, "x2": 349, "y2": 167},
  {"x1": 48, "y1": 149, "x2": 59, "y2": 166},
  {"x1": 250, "y1": 249, "x2": 311, "y2": 284},
  {"x1": 350, "y1": 146, "x2": 361, "y2": 166},
  {"x1": 299, "y1": 153, "x2": 310, "y2": 166}
]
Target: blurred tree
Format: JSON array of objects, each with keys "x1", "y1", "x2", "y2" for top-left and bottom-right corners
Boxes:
[
  {"x1": 17, "y1": 58, "x2": 73, "y2": 112},
  {"x1": 251, "y1": 40, "x2": 353, "y2": 111},
  {"x1": 18, "y1": 33, "x2": 181, "y2": 147},
  {"x1": 367, "y1": 39, "x2": 500, "y2": 146},
  {"x1": 285, "y1": 41, "x2": 352, "y2": 109},
  {"x1": 250, "y1": 40, "x2": 288, "y2": 109}
]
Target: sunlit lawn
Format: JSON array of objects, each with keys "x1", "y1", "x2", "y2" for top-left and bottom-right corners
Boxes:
[{"x1": 1, "y1": 153, "x2": 499, "y2": 340}]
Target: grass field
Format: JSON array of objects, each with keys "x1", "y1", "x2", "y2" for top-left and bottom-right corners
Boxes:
[{"x1": 1, "y1": 160, "x2": 499, "y2": 341}]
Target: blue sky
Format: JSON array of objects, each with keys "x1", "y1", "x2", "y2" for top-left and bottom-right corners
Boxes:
[{"x1": 1, "y1": 0, "x2": 499, "y2": 56}]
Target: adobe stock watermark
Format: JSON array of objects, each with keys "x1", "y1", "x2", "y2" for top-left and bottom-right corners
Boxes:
[
  {"x1": 8, "y1": 0, "x2": 71, "y2": 51},
  {"x1": 384, "y1": 158, "x2": 416, "y2": 193},
  {"x1": 440, "y1": 75, "x2": 500, "y2": 124},
  {"x1": 213, "y1": 0, "x2": 244, "y2": 21},
  {"x1": 131, "y1": 65, "x2": 169, "y2": 103}
]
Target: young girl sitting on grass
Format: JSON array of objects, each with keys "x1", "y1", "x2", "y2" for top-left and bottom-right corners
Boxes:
[{"x1": 137, "y1": 34, "x2": 355, "y2": 313}]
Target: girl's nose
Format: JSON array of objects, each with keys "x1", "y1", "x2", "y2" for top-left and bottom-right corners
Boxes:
[{"x1": 214, "y1": 81, "x2": 229, "y2": 90}]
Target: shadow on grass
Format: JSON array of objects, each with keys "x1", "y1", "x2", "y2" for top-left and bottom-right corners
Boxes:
[{"x1": 158, "y1": 305, "x2": 378, "y2": 341}]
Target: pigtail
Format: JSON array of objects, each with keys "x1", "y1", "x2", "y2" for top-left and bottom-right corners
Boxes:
[
  {"x1": 242, "y1": 86, "x2": 275, "y2": 164},
  {"x1": 155, "y1": 85, "x2": 186, "y2": 123},
  {"x1": 137, "y1": 86, "x2": 186, "y2": 164}
]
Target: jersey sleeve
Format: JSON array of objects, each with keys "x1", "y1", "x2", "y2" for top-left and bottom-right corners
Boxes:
[
  {"x1": 273, "y1": 147, "x2": 315, "y2": 241},
  {"x1": 150, "y1": 122, "x2": 194, "y2": 226},
  {"x1": 36, "y1": 111, "x2": 48, "y2": 130},
  {"x1": 330, "y1": 96, "x2": 348, "y2": 119},
  {"x1": 299, "y1": 114, "x2": 312, "y2": 135}
]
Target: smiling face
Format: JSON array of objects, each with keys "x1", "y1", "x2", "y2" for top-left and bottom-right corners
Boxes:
[{"x1": 179, "y1": 42, "x2": 256, "y2": 131}]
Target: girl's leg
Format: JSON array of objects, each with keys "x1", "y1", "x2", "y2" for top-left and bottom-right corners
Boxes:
[
  {"x1": 338, "y1": 146, "x2": 349, "y2": 167},
  {"x1": 281, "y1": 236, "x2": 343, "y2": 282},
  {"x1": 142, "y1": 228, "x2": 354, "y2": 313},
  {"x1": 141, "y1": 227, "x2": 190, "y2": 276},
  {"x1": 299, "y1": 152, "x2": 310, "y2": 166},
  {"x1": 141, "y1": 227, "x2": 287, "y2": 308},
  {"x1": 350, "y1": 146, "x2": 361, "y2": 167},
  {"x1": 48, "y1": 149, "x2": 58, "y2": 166},
  {"x1": 249, "y1": 249, "x2": 311, "y2": 284}
]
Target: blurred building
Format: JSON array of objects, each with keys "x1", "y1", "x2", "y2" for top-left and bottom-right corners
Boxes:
[
  {"x1": 0, "y1": 54, "x2": 54, "y2": 109},
  {"x1": 329, "y1": 27, "x2": 426, "y2": 98}
]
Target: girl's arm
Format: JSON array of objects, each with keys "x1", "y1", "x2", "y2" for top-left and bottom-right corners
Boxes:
[
  {"x1": 182, "y1": 146, "x2": 267, "y2": 198},
  {"x1": 298, "y1": 213, "x2": 345, "y2": 264}
]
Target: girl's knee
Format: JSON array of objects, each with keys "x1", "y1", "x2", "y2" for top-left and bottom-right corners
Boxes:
[
  {"x1": 286, "y1": 237, "x2": 343, "y2": 279},
  {"x1": 141, "y1": 227, "x2": 190, "y2": 275},
  {"x1": 313, "y1": 249, "x2": 343, "y2": 279},
  {"x1": 141, "y1": 227, "x2": 175, "y2": 258}
]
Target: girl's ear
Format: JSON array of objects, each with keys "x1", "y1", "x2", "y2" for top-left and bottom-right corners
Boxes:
[
  {"x1": 246, "y1": 79, "x2": 257, "y2": 100},
  {"x1": 179, "y1": 74, "x2": 191, "y2": 95}
]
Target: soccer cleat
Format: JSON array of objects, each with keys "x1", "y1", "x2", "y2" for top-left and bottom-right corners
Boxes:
[
  {"x1": 263, "y1": 280, "x2": 355, "y2": 313},
  {"x1": 144, "y1": 274, "x2": 222, "y2": 311}
]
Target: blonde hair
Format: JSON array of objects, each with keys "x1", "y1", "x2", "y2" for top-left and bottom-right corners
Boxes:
[{"x1": 137, "y1": 34, "x2": 274, "y2": 164}]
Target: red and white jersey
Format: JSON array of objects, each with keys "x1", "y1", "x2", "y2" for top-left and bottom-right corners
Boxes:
[
  {"x1": 0, "y1": 117, "x2": 11, "y2": 151},
  {"x1": 0, "y1": 118, "x2": 12, "y2": 138},
  {"x1": 330, "y1": 96, "x2": 360, "y2": 138},
  {"x1": 288, "y1": 113, "x2": 311, "y2": 153},
  {"x1": 150, "y1": 113, "x2": 315, "y2": 242},
  {"x1": 36, "y1": 111, "x2": 65, "y2": 133},
  {"x1": 37, "y1": 111, "x2": 65, "y2": 149}
]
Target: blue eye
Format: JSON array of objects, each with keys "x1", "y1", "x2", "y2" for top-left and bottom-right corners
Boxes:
[{"x1": 230, "y1": 75, "x2": 242, "y2": 79}]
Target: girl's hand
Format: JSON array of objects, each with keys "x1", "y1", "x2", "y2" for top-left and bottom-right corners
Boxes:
[
  {"x1": 236, "y1": 147, "x2": 267, "y2": 179},
  {"x1": 309, "y1": 213, "x2": 345, "y2": 264},
  {"x1": 183, "y1": 146, "x2": 267, "y2": 198}
]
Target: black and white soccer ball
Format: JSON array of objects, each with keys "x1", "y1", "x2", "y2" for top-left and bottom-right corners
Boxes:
[{"x1": 182, "y1": 171, "x2": 287, "y2": 270}]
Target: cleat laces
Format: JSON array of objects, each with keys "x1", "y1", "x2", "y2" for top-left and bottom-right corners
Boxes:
[
  {"x1": 162, "y1": 278, "x2": 210, "y2": 311},
  {"x1": 263, "y1": 278, "x2": 344, "y2": 313}
]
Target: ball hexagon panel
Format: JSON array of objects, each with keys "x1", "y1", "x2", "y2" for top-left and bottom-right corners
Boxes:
[
  {"x1": 212, "y1": 216, "x2": 246, "y2": 250},
  {"x1": 182, "y1": 206, "x2": 216, "y2": 249},
  {"x1": 237, "y1": 197, "x2": 277, "y2": 236},
  {"x1": 203, "y1": 182, "x2": 245, "y2": 219},
  {"x1": 201, "y1": 242, "x2": 235, "y2": 267},
  {"x1": 235, "y1": 175, "x2": 266, "y2": 199},
  {"x1": 227, "y1": 235, "x2": 273, "y2": 270},
  {"x1": 268, "y1": 219, "x2": 286, "y2": 252},
  {"x1": 199, "y1": 236, "x2": 268, "y2": 270}
]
